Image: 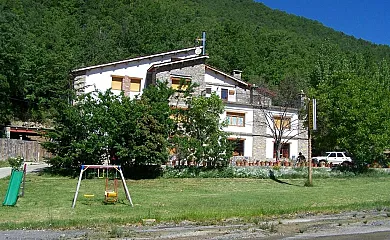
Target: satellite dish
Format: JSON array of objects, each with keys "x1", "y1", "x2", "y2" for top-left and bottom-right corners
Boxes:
[{"x1": 195, "y1": 47, "x2": 202, "y2": 55}]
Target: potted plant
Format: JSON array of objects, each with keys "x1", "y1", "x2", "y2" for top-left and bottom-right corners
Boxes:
[{"x1": 259, "y1": 161, "x2": 264, "y2": 166}]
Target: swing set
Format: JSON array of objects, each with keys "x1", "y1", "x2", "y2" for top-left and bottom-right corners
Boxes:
[{"x1": 71, "y1": 165, "x2": 133, "y2": 208}]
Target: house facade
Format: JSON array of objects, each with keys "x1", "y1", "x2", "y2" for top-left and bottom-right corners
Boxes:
[{"x1": 72, "y1": 46, "x2": 308, "y2": 162}]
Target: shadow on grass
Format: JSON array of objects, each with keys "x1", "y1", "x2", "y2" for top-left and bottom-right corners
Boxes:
[{"x1": 269, "y1": 170, "x2": 302, "y2": 187}]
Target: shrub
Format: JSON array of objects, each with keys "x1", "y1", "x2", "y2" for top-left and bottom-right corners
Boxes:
[
  {"x1": 7, "y1": 156, "x2": 24, "y2": 170},
  {"x1": 162, "y1": 166, "x2": 390, "y2": 179}
]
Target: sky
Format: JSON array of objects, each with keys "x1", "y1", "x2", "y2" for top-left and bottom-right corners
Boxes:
[{"x1": 256, "y1": 0, "x2": 390, "y2": 46}]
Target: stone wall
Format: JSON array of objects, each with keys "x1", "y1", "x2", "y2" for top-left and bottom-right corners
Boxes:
[
  {"x1": 155, "y1": 63, "x2": 206, "y2": 107},
  {"x1": 122, "y1": 76, "x2": 131, "y2": 96},
  {"x1": 74, "y1": 75, "x2": 86, "y2": 95},
  {"x1": 235, "y1": 87, "x2": 251, "y2": 105},
  {"x1": 298, "y1": 124, "x2": 309, "y2": 158},
  {"x1": 252, "y1": 108, "x2": 268, "y2": 160}
]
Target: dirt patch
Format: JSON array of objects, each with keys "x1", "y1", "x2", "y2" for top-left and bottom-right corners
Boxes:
[{"x1": 2, "y1": 210, "x2": 390, "y2": 239}]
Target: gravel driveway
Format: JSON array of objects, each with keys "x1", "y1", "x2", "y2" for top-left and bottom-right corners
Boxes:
[
  {"x1": 1, "y1": 210, "x2": 390, "y2": 239},
  {"x1": 0, "y1": 162, "x2": 49, "y2": 179}
]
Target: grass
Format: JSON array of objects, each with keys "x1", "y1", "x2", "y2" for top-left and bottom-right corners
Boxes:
[
  {"x1": 0, "y1": 160, "x2": 10, "y2": 168},
  {"x1": 0, "y1": 173, "x2": 390, "y2": 230}
]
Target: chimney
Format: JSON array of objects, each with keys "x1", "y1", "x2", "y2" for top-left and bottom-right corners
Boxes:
[{"x1": 233, "y1": 70, "x2": 242, "y2": 80}]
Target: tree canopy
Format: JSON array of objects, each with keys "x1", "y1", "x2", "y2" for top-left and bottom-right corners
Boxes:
[
  {"x1": 2, "y1": 0, "x2": 390, "y2": 125},
  {"x1": 2, "y1": 0, "x2": 390, "y2": 164}
]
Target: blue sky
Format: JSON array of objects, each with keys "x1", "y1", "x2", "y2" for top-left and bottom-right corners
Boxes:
[{"x1": 256, "y1": 0, "x2": 390, "y2": 46}]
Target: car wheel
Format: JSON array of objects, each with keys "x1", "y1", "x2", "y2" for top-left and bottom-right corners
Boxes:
[{"x1": 342, "y1": 161, "x2": 353, "y2": 167}]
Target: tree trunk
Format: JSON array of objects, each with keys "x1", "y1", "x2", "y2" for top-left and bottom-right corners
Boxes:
[{"x1": 275, "y1": 141, "x2": 281, "y2": 162}]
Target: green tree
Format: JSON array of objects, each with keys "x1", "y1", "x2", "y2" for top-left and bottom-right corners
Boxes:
[
  {"x1": 113, "y1": 82, "x2": 175, "y2": 168},
  {"x1": 311, "y1": 56, "x2": 390, "y2": 165},
  {"x1": 0, "y1": 8, "x2": 27, "y2": 125},
  {"x1": 43, "y1": 82, "x2": 175, "y2": 176},
  {"x1": 43, "y1": 90, "x2": 123, "y2": 174},
  {"x1": 172, "y1": 93, "x2": 233, "y2": 167}
]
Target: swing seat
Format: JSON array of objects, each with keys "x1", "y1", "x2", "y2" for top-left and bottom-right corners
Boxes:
[
  {"x1": 84, "y1": 194, "x2": 95, "y2": 198},
  {"x1": 105, "y1": 191, "x2": 118, "y2": 203},
  {"x1": 105, "y1": 191, "x2": 117, "y2": 198}
]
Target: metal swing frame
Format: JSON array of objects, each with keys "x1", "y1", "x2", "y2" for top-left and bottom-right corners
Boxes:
[{"x1": 72, "y1": 165, "x2": 133, "y2": 208}]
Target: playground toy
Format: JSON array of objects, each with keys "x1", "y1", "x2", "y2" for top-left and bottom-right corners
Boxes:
[
  {"x1": 72, "y1": 165, "x2": 133, "y2": 208},
  {"x1": 3, "y1": 163, "x2": 27, "y2": 206},
  {"x1": 105, "y1": 178, "x2": 118, "y2": 203}
]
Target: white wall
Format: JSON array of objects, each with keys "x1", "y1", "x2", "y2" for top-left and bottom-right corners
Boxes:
[
  {"x1": 265, "y1": 138, "x2": 274, "y2": 159},
  {"x1": 83, "y1": 50, "x2": 199, "y2": 98},
  {"x1": 265, "y1": 110, "x2": 299, "y2": 137},
  {"x1": 222, "y1": 106, "x2": 253, "y2": 134},
  {"x1": 204, "y1": 69, "x2": 238, "y2": 102}
]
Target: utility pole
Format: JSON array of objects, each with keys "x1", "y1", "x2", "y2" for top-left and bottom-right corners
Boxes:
[
  {"x1": 308, "y1": 129, "x2": 312, "y2": 185},
  {"x1": 307, "y1": 98, "x2": 316, "y2": 186}
]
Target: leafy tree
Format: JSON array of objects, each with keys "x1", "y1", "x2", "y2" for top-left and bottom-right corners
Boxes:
[
  {"x1": 171, "y1": 92, "x2": 233, "y2": 167},
  {"x1": 43, "y1": 90, "x2": 123, "y2": 174},
  {"x1": 113, "y1": 82, "x2": 175, "y2": 168},
  {"x1": 311, "y1": 55, "x2": 390, "y2": 164},
  {"x1": 0, "y1": 8, "x2": 27, "y2": 125},
  {"x1": 3, "y1": 0, "x2": 390, "y2": 126},
  {"x1": 43, "y1": 82, "x2": 175, "y2": 176}
]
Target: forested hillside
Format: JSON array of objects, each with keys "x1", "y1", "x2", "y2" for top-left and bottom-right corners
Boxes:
[{"x1": 1, "y1": 0, "x2": 390, "y2": 127}]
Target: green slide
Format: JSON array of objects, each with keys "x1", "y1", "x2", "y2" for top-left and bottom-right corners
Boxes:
[{"x1": 2, "y1": 169, "x2": 24, "y2": 206}]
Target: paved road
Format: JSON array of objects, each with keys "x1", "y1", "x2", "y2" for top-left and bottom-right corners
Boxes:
[{"x1": 0, "y1": 162, "x2": 49, "y2": 179}]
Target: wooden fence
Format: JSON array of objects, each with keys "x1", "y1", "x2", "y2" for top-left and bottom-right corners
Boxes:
[{"x1": 0, "y1": 139, "x2": 52, "y2": 162}]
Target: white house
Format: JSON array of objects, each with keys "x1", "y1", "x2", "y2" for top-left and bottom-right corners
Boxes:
[{"x1": 72, "y1": 46, "x2": 308, "y2": 162}]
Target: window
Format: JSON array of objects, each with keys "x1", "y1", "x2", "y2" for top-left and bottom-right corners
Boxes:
[
  {"x1": 227, "y1": 112, "x2": 245, "y2": 127},
  {"x1": 169, "y1": 113, "x2": 186, "y2": 123},
  {"x1": 205, "y1": 88, "x2": 212, "y2": 94},
  {"x1": 130, "y1": 78, "x2": 141, "y2": 92},
  {"x1": 229, "y1": 90, "x2": 235, "y2": 95},
  {"x1": 169, "y1": 147, "x2": 176, "y2": 155},
  {"x1": 172, "y1": 77, "x2": 191, "y2": 90},
  {"x1": 273, "y1": 116, "x2": 291, "y2": 130},
  {"x1": 229, "y1": 138, "x2": 245, "y2": 156},
  {"x1": 221, "y1": 88, "x2": 228, "y2": 100},
  {"x1": 111, "y1": 76, "x2": 142, "y2": 92},
  {"x1": 273, "y1": 143, "x2": 290, "y2": 159},
  {"x1": 169, "y1": 107, "x2": 187, "y2": 122},
  {"x1": 111, "y1": 76, "x2": 123, "y2": 90}
]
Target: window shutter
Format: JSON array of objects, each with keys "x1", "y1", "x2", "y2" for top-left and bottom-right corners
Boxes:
[
  {"x1": 130, "y1": 79, "x2": 141, "y2": 92},
  {"x1": 111, "y1": 77, "x2": 123, "y2": 90}
]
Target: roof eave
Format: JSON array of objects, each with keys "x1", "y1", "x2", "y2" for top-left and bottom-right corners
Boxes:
[
  {"x1": 205, "y1": 65, "x2": 248, "y2": 87},
  {"x1": 72, "y1": 46, "x2": 203, "y2": 74}
]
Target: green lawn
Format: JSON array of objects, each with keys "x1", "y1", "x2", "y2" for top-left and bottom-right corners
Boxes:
[
  {"x1": 0, "y1": 173, "x2": 389, "y2": 230},
  {"x1": 0, "y1": 161, "x2": 10, "y2": 168}
]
